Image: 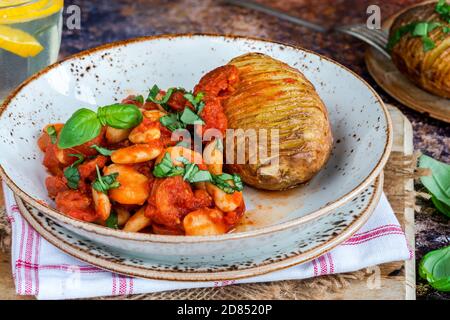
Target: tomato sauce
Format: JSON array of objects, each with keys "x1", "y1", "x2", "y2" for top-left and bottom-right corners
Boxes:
[{"x1": 39, "y1": 64, "x2": 245, "y2": 235}]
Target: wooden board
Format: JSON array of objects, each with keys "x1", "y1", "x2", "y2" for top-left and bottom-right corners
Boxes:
[
  {"x1": 326, "y1": 105, "x2": 416, "y2": 300},
  {"x1": 0, "y1": 105, "x2": 415, "y2": 300}
]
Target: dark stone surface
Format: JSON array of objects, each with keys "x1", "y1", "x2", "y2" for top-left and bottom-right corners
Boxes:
[{"x1": 61, "y1": 0, "x2": 449, "y2": 299}]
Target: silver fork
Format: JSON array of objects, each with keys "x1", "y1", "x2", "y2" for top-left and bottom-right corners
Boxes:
[
  {"x1": 223, "y1": 0, "x2": 391, "y2": 59},
  {"x1": 335, "y1": 24, "x2": 390, "y2": 59}
]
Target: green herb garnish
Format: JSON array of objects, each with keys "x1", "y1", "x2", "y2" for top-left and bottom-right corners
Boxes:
[
  {"x1": 97, "y1": 104, "x2": 143, "y2": 129},
  {"x1": 159, "y1": 112, "x2": 185, "y2": 132},
  {"x1": 152, "y1": 153, "x2": 242, "y2": 194},
  {"x1": 422, "y1": 36, "x2": 437, "y2": 52},
  {"x1": 436, "y1": 0, "x2": 450, "y2": 22},
  {"x1": 419, "y1": 245, "x2": 450, "y2": 292},
  {"x1": 90, "y1": 144, "x2": 113, "y2": 156},
  {"x1": 179, "y1": 107, "x2": 205, "y2": 125},
  {"x1": 92, "y1": 165, "x2": 121, "y2": 194},
  {"x1": 419, "y1": 154, "x2": 450, "y2": 218},
  {"x1": 183, "y1": 92, "x2": 206, "y2": 114},
  {"x1": 58, "y1": 109, "x2": 102, "y2": 149},
  {"x1": 63, "y1": 154, "x2": 85, "y2": 189},
  {"x1": 388, "y1": 1, "x2": 450, "y2": 52},
  {"x1": 105, "y1": 211, "x2": 119, "y2": 229},
  {"x1": 58, "y1": 104, "x2": 143, "y2": 149},
  {"x1": 159, "y1": 107, "x2": 204, "y2": 132},
  {"x1": 387, "y1": 22, "x2": 443, "y2": 52},
  {"x1": 147, "y1": 85, "x2": 160, "y2": 101},
  {"x1": 134, "y1": 95, "x2": 144, "y2": 104},
  {"x1": 146, "y1": 85, "x2": 175, "y2": 110},
  {"x1": 46, "y1": 125, "x2": 58, "y2": 144},
  {"x1": 152, "y1": 153, "x2": 185, "y2": 178},
  {"x1": 211, "y1": 173, "x2": 244, "y2": 194}
]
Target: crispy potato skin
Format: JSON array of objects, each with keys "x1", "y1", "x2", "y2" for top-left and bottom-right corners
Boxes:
[
  {"x1": 390, "y1": 3, "x2": 450, "y2": 98},
  {"x1": 223, "y1": 53, "x2": 333, "y2": 190}
]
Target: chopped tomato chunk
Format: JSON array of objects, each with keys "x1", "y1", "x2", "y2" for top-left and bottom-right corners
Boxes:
[
  {"x1": 167, "y1": 90, "x2": 193, "y2": 112},
  {"x1": 45, "y1": 176, "x2": 69, "y2": 198},
  {"x1": 55, "y1": 190, "x2": 97, "y2": 222},
  {"x1": 78, "y1": 155, "x2": 108, "y2": 180}
]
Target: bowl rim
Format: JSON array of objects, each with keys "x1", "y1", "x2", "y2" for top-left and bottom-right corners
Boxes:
[
  {"x1": 0, "y1": 33, "x2": 393, "y2": 243},
  {"x1": 14, "y1": 174, "x2": 383, "y2": 281}
]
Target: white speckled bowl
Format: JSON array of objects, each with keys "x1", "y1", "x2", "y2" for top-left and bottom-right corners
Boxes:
[
  {"x1": 0, "y1": 35, "x2": 392, "y2": 267},
  {"x1": 16, "y1": 174, "x2": 383, "y2": 280}
]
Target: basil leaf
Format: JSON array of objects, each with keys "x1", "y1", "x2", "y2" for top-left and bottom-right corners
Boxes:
[
  {"x1": 147, "y1": 85, "x2": 160, "y2": 101},
  {"x1": 58, "y1": 108, "x2": 102, "y2": 149},
  {"x1": 147, "y1": 87, "x2": 175, "y2": 105},
  {"x1": 105, "y1": 211, "x2": 119, "y2": 229},
  {"x1": 189, "y1": 170, "x2": 212, "y2": 183},
  {"x1": 134, "y1": 95, "x2": 144, "y2": 104},
  {"x1": 153, "y1": 153, "x2": 184, "y2": 178},
  {"x1": 216, "y1": 173, "x2": 233, "y2": 181},
  {"x1": 153, "y1": 153, "x2": 173, "y2": 177},
  {"x1": 166, "y1": 167, "x2": 185, "y2": 177},
  {"x1": 196, "y1": 101, "x2": 206, "y2": 114},
  {"x1": 232, "y1": 174, "x2": 244, "y2": 191},
  {"x1": 91, "y1": 144, "x2": 113, "y2": 156},
  {"x1": 97, "y1": 104, "x2": 143, "y2": 129},
  {"x1": 64, "y1": 167, "x2": 80, "y2": 189},
  {"x1": 183, "y1": 92, "x2": 204, "y2": 105},
  {"x1": 175, "y1": 156, "x2": 190, "y2": 165},
  {"x1": 69, "y1": 153, "x2": 85, "y2": 167},
  {"x1": 178, "y1": 160, "x2": 213, "y2": 183},
  {"x1": 444, "y1": 26, "x2": 450, "y2": 33},
  {"x1": 183, "y1": 92, "x2": 205, "y2": 114},
  {"x1": 180, "y1": 107, "x2": 205, "y2": 125},
  {"x1": 46, "y1": 125, "x2": 58, "y2": 144},
  {"x1": 152, "y1": 152, "x2": 243, "y2": 193},
  {"x1": 211, "y1": 174, "x2": 236, "y2": 194},
  {"x1": 63, "y1": 154, "x2": 84, "y2": 190},
  {"x1": 422, "y1": 36, "x2": 436, "y2": 52},
  {"x1": 431, "y1": 196, "x2": 450, "y2": 218},
  {"x1": 183, "y1": 163, "x2": 198, "y2": 181},
  {"x1": 92, "y1": 165, "x2": 120, "y2": 194},
  {"x1": 210, "y1": 173, "x2": 243, "y2": 194},
  {"x1": 159, "y1": 113, "x2": 185, "y2": 132},
  {"x1": 419, "y1": 155, "x2": 450, "y2": 207},
  {"x1": 419, "y1": 245, "x2": 450, "y2": 292}
]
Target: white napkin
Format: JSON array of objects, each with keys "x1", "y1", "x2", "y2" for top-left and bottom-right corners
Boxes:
[{"x1": 3, "y1": 183, "x2": 412, "y2": 300}]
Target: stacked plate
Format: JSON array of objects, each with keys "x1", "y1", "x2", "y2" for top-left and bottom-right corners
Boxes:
[{"x1": 0, "y1": 35, "x2": 392, "y2": 281}]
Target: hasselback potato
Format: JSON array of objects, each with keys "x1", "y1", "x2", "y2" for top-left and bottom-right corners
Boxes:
[
  {"x1": 389, "y1": 2, "x2": 450, "y2": 98},
  {"x1": 223, "y1": 53, "x2": 333, "y2": 191}
]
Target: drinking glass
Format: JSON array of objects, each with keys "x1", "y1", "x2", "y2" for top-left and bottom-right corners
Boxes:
[{"x1": 0, "y1": 0, "x2": 63, "y2": 101}]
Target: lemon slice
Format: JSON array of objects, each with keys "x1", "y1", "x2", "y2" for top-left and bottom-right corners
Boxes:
[
  {"x1": 0, "y1": 25, "x2": 43, "y2": 57},
  {"x1": 0, "y1": 0, "x2": 33, "y2": 9},
  {"x1": 0, "y1": 0, "x2": 63, "y2": 24}
]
